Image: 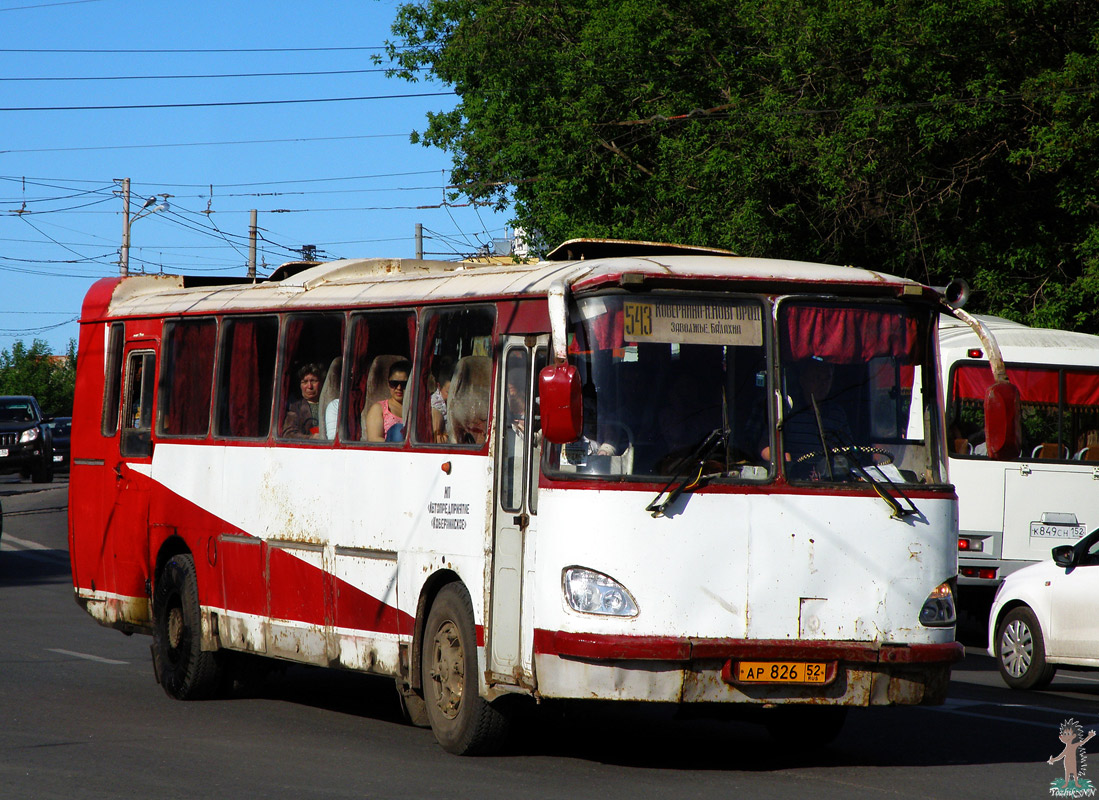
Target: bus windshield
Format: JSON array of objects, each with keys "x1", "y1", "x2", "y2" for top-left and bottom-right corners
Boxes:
[
  {"x1": 546, "y1": 294, "x2": 943, "y2": 486},
  {"x1": 777, "y1": 300, "x2": 939, "y2": 485}
]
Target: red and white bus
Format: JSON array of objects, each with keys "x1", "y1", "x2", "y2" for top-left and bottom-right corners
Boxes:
[{"x1": 69, "y1": 240, "x2": 966, "y2": 754}]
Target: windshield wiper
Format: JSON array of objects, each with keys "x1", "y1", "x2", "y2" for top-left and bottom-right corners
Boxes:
[
  {"x1": 646, "y1": 428, "x2": 724, "y2": 518},
  {"x1": 831, "y1": 431, "x2": 921, "y2": 520}
]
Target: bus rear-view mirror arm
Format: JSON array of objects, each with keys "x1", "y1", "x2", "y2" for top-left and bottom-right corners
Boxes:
[{"x1": 945, "y1": 302, "x2": 1022, "y2": 460}]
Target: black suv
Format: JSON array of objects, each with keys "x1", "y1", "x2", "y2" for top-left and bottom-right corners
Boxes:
[{"x1": 0, "y1": 396, "x2": 54, "y2": 483}]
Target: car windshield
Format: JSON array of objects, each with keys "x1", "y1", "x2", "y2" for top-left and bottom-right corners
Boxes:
[{"x1": 0, "y1": 400, "x2": 34, "y2": 422}]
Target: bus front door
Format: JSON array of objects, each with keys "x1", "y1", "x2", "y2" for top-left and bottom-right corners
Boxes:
[{"x1": 487, "y1": 336, "x2": 544, "y2": 687}]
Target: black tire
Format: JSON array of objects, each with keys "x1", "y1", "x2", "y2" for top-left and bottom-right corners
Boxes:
[
  {"x1": 764, "y1": 707, "x2": 848, "y2": 746},
  {"x1": 152, "y1": 554, "x2": 223, "y2": 700},
  {"x1": 420, "y1": 583, "x2": 510, "y2": 755},
  {"x1": 30, "y1": 456, "x2": 53, "y2": 484},
  {"x1": 995, "y1": 606, "x2": 1056, "y2": 690}
]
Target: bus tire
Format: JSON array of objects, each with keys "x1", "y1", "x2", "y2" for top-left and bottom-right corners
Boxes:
[
  {"x1": 30, "y1": 457, "x2": 53, "y2": 483},
  {"x1": 152, "y1": 554, "x2": 223, "y2": 700},
  {"x1": 420, "y1": 583, "x2": 509, "y2": 754},
  {"x1": 995, "y1": 606, "x2": 1056, "y2": 690}
]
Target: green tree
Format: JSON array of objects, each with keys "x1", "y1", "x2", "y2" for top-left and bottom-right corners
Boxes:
[
  {"x1": 0, "y1": 339, "x2": 77, "y2": 416},
  {"x1": 388, "y1": 0, "x2": 1099, "y2": 330}
]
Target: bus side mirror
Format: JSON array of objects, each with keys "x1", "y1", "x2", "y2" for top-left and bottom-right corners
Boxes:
[
  {"x1": 984, "y1": 380, "x2": 1022, "y2": 460},
  {"x1": 539, "y1": 363, "x2": 582, "y2": 444}
]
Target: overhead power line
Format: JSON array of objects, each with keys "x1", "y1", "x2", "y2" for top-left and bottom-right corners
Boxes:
[
  {"x1": 0, "y1": 91, "x2": 456, "y2": 112},
  {"x1": 0, "y1": 68, "x2": 399, "y2": 82}
]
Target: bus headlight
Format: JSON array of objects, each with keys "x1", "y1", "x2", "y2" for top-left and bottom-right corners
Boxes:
[
  {"x1": 19, "y1": 427, "x2": 39, "y2": 444},
  {"x1": 919, "y1": 581, "x2": 956, "y2": 627},
  {"x1": 563, "y1": 567, "x2": 638, "y2": 617}
]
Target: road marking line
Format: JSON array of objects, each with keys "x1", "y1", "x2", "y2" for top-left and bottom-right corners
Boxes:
[
  {"x1": 47, "y1": 649, "x2": 128, "y2": 665},
  {"x1": 2, "y1": 533, "x2": 49, "y2": 550}
]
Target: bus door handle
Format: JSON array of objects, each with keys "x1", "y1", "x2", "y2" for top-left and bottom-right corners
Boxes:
[{"x1": 513, "y1": 512, "x2": 530, "y2": 529}]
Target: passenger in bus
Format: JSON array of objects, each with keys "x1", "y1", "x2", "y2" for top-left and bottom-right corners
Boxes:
[
  {"x1": 283, "y1": 362, "x2": 326, "y2": 438},
  {"x1": 767, "y1": 356, "x2": 856, "y2": 476},
  {"x1": 430, "y1": 356, "x2": 455, "y2": 443},
  {"x1": 365, "y1": 359, "x2": 410, "y2": 442},
  {"x1": 319, "y1": 357, "x2": 342, "y2": 440},
  {"x1": 448, "y1": 355, "x2": 492, "y2": 444}
]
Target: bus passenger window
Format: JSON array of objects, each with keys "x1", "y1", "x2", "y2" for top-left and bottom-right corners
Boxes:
[
  {"x1": 158, "y1": 318, "x2": 217, "y2": 438},
  {"x1": 101, "y1": 322, "x2": 125, "y2": 436},
  {"x1": 415, "y1": 306, "x2": 496, "y2": 447},
  {"x1": 345, "y1": 312, "x2": 416, "y2": 444},
  {"x1": 215, "y1": 316, "x2": 278, "y2": 439},
  {"x1": 278, "y1": 314, "x2": 344, "y2": 441},
  {"x1": 121, "y1": 351, "x2": 156, "y2": 458}
]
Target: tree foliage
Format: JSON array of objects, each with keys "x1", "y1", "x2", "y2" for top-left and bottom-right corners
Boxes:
[
  {"x1": 0, "y1": 339, "x2": 76, "y2": 416},
  {"x1": 388, "y1": 0, "x2": 1099, "y2": 329}
]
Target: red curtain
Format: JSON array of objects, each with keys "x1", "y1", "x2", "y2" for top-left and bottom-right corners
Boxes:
[
  {"x1": 346, "y1": 318, "x2": 371, "y2": 441},
  {"x1": 782, "y1": 305, "x2": 919, "y2": 364},
  {"x1": 163, "y1": 319, "x2": 216, "y2": 436},
  {"x1": 227, "y1": 321, "x2": 260, "y2": 437}
]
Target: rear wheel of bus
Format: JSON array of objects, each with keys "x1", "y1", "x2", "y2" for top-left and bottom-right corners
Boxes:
[
  {"x1": 421, "y1": 582, "x2": 510, "y2": 754},
  {"x1": 152, "y1": 554, "x2": 223, "y2": 700}
]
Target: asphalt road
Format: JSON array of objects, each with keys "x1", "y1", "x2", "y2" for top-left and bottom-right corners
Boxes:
[{"x1": 2, "y1": 474, "x2": 1098, "y2": 799}]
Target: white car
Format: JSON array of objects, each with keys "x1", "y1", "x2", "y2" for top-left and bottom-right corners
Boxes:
[{"x1": 988, "y1": 528, "x2": 1099, "y2": 689}]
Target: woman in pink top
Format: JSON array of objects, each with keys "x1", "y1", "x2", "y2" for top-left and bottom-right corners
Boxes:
[{"x1": 365, "y1": 359, "x2": 411, "y2": 442}]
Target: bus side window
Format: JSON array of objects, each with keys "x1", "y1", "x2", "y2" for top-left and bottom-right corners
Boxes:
[
  {"x1": 277, "y1": 313, "x2": 345, "y2": 441},
  {"x1": 121, "y1": 351, "x2": 156, "y2": 458},
  {"x1": 215, "y1": 316, "x2": 278, "y2": 439},
  {"x1": 416, "y1": 306, "x2": 496, "y2": 446},
  {"x1": 158, "y1": 318, "x2": 217, "y2": 438},
  {"x1": 101, "y1": 322, "x2": 125, "y2": 436},
  {"x1": 345, "y1": 311, "x2": 416, "y2": 443}
]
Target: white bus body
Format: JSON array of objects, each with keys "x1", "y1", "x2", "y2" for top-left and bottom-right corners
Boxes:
[{"x1": 941, "y1": 314, "x2": 1099, "y2": 612}]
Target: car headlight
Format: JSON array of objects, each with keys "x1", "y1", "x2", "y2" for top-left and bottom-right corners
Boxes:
[
  {"x1": 19, "y1": 427, "x2": 39, "y2": 444},
  {"x1": 919, "y1": 581, "x2": 956, "y2": 627},
  {"x1": 563, "y1": 567, "x2": 638, "y2": 617}
]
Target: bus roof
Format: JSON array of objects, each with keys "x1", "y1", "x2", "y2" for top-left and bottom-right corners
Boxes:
[
  {"x1": 940, "y1": 313, "x2": 1099, "y2": 365},
  {"x1": 83, "y1": 250, "x2": 932, "y2": 323}
]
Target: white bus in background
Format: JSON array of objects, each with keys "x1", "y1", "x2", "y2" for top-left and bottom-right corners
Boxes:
[{"x1": 940, "y1": 313, "x2": 1099, "y2": 618}]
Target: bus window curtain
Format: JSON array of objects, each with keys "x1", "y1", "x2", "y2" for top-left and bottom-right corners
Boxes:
[{"x1": 228, "y1": 320, "x2": 260, "y2": 437}]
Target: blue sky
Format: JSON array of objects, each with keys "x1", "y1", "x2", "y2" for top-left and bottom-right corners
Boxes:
[{"x1": 0, "y1": 0, "x2": 511, "y2": 353}]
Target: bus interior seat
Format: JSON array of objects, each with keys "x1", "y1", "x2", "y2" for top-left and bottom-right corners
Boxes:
[
  {"x1": 317, "y1": 356, "x2": 342, "y2": 440},
  {"x1": 359, "y1": 354, "x2": 407, "y2": 439},
  {"x1": 1032, "y1": 442, "x2": 1067, "y2": 459},
  {"x1": 1075, "y1": 446, "x2": 1099, "y2": 461},
  {"x1": 447, "y1": 355, "x2": 492, "y2": 444},
  {"x1": 952, "y1": 438, "x2": 972, "y2": 455}
]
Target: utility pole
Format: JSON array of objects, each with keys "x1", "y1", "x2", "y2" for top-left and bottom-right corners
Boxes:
[
  {"x1": 118, "y1": 177, "x2": 131, "y2": 277},
  {"x1": 415, "y1": 222, "x2": 423, "y2": 259},
  {"x1": 248, "y1": 209, "x2": 257, "y2": 280}
]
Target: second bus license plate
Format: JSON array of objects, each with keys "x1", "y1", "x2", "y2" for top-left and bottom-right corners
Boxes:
[{"x1": 736, "y1": 661, "x2": 828, "y2": 684}]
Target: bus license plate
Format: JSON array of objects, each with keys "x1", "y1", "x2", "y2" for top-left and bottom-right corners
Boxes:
[
  {"x1": 736, "y1": 661, "x2": 828, "y2": 684},
  {"x1": 0, "y1": 448, "x2": 7, "y2": 457}
]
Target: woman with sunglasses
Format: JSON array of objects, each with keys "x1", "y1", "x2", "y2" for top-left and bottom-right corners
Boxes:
[{"x1": 365, "y1": 359, "x2": 412, "y2": 442}]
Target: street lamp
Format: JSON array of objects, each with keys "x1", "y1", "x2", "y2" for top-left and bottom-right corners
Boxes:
[{"x1": 116, "y1": 177, "x2": 171, "y2": 277}]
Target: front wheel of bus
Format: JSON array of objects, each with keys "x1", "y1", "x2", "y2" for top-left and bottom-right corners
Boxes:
[
  {"x1": 421, "y1": 583, "x2": 509, "y2": 755},
  {"x1": 152, "y1": 554, "x2": 223, "y2": 700},
  {"x1": 996, "y1": 606, "x2": 1056, "y2": 690}
]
